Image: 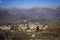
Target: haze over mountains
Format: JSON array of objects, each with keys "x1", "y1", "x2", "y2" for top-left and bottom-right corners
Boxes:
[{"x1": 0, "y1": 6, "x2": 60, "y2": 24}]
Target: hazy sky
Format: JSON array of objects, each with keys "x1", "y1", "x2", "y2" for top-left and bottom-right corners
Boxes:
[{"x1": 0, "y1": 0, "x2": 60, "y2": 8}]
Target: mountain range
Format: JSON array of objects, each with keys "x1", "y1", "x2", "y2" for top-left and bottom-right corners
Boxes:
[{"x1": 0, "y1": 6, "x2": 60, "y2": 24}]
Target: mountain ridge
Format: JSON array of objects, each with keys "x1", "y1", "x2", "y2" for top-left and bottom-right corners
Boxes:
[{"x1": 0, "y1": 6, "x2": 60, "y2": 23}]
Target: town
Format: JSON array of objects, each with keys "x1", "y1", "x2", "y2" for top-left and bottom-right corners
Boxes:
[
  {"x1": 0, "y1": 21, "x2": 60, "y2": 40},
  {"x1": 0, "y1": 21, "x2": 49, "y2": 32}
]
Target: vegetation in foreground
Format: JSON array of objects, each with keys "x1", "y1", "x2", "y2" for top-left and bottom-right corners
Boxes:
[{"x1": 0, "y1": 25, "x2": 60, "y2": 40}]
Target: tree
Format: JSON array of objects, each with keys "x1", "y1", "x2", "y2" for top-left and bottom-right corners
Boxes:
[
  {"x1": 0, "y1": 29, "x2": 5, "y2": 40},
  {"x1": 36, "y1": 26, "x2": 39, "y2": 32}
]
